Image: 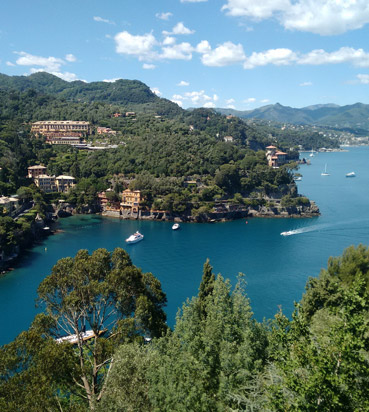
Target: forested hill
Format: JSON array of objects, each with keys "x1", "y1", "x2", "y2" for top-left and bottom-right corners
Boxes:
[
  {"x1": 0, "y1": 72, "x2": 182, "y2": 117},
  {"x1": 216, "y1": 102, "x2": 369, "y2": 133}
]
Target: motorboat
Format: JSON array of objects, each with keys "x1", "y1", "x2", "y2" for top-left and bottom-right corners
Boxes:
[
  {"x1": 294, "y1": 176, "x2": 302, "y2": 181},
  {"x1": 281, "y1": 231, "x2": 294, "y2": 236},
  {"x1": 346, "y1": 172, "x2": 356, "y2": 177},
  {"x1": 125, "y1": 231, "x2": 144, "y2": 244},
  {"x1": 172, "y1": 223, "x2": 180, "y2": 230}
]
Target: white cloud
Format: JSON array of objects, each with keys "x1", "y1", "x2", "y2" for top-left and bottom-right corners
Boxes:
[
  {"x1": 143, "y1": 63, "x2": 156, "y2": 69},
  {"x1": 151, "y1": 87, "x2": 162, "y2": 96},
  {"x1": 177, "y1": 80, "x2": 190, "y2": 86},
  {"x1": 103, "y1": 78, "x2": 121, "y2": 82},
  {"x1": 30, "y1": 68, "x2": 79, "y2": 82},
  {"x1": 196, "y1": 40, "x2": 211, "y2": 54},
  {"x1": 222, "y1": 0, "x2": 369, "y2": 35},
  {"x1": 222, "y1": 0, "x2": 289, "y2": 19},
  {"x1": 244, "y1": 48, "x2": 297, "y2": 69},
  {"x1": 300, "y1": 81, "x2": 313, "y2": 86},
  {"x1": 115, "y1": 31, "x2": 157, "y2": 60},
  {"x1": 163, "y1": 36, "x2": 176, "y2": 46},
  {"x1": 226, "y1": 98, "x2": 235, "y2": 105},
  {"x1": 160, "y1": 42, "x2": 193, "y2": 60},
  {"x1": 283, "y1": 0, "x2": 369, "y2": 35},
  {"x1": 181, "y1": 0, "x2": 207, "y2": 2},
  {"x1": 12, "y1": 51, "x2": 80, "y2": 81},
  {"x1": 227, "y1": 104, "x2": 236, "y2": 109},
  {"x1": 172, "y1": 94, "x2": 184, "y2": 100},
  {"x1": 184, "y1": 90, "x2": 217, "y2": 106},
  {"x1": 156, "y1": 12, "x2": 173, "y2": 20},
  {"x1": 244, "y1": 97, "x2": 256, "y2": 103},
  {"x1": 15, "y1": 51, "x2": 65, "y2": 71},
  {"x1": 163, "y1": 22, "x2": 195, "y2": 35},
  {"x1": 357, "y1": 74, "x2": 369, "y2": 84},
  {"x1": 93, "y1": 16, "x2": 115, "y2": 25},
  {"x1": 213, "y1": 94, "x2": 219, "y2": 102},
  {"x1": 201, "y1": 41, "x2": 246, "y2": 67},
  {"x1": 260, "y1": 99, "x2": 270, "y2": 103},
  {"x1": 298, "y1": 47, "x2": 369, "y2": 67},
  {"x1": 65, "y1": 54, "x2": 76, "y2": 62}
]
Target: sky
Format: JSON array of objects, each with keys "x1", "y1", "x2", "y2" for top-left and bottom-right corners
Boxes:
[{"x1": 1, "y1": 0, "x2": 369, "y2": 110}]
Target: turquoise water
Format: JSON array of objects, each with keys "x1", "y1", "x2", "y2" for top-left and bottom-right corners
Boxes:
[{"x1": 1, "y1": 147, "x2": 369, "y2": 345}]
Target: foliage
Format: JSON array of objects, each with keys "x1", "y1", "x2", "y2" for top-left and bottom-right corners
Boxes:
[{"x1": 0, "y1": 248, "x2": 167, "y2": 411}]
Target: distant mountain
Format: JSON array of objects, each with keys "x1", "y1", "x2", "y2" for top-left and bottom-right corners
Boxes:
[
  {"x1": 216, "y1": 102, "x2": 369, "y2": 133},
  {"x1": 0, "y1": 72, "x2": 182, "y2": 116}
]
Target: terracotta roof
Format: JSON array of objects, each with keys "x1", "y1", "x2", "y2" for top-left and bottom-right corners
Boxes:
[
  {"x1": 266, "y1": 145, "x2": 277, "y2": 149},
  {"x1": 275, "y1": 151, "x2": 287, "y2": 155}
]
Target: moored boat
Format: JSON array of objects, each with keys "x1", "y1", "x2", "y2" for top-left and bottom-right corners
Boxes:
[
  {"x1": 172, "y1": 223, "x2": 180, "y2": 230},
  {"x1": 346, "y1": 171, "x2": 356, "y2": 177},
  {"x1": 126, "y1": 231, "x2": 144, "y2": 244}
]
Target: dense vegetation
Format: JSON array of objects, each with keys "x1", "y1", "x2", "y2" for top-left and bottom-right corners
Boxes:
[
  {"x1": 0, "y1": 73, "x2": 329, "y2": 263},
  {"x1": 1, "y1": 245, "x2": 368, "y2": 411}
]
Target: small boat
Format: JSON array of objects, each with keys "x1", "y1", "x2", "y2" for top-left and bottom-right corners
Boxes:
[
  {"x1": 346, "y1": 172, "x2": 356, "y2": 177},
  {"x1": 172, "y1": 223, "x2": 180, "y2": 230},
  {"x1": 321, "y1": 164, "x2": 330, "y2": 176},
  {"x1": 125, "y1": 231, "x2": 144, "y2": 244},
  {"x1": 281, "y1": 231, "x2": 294, "y2": 236},
  {"x1": 294, "y1": 176, "x2": 302, "y2": 181}
]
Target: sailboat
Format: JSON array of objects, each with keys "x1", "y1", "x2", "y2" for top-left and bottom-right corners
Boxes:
[{"x1": 321, "y1": 164, "x2": 330, "y2": 176}]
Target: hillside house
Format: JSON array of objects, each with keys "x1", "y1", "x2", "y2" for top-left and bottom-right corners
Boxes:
[{"x1": 266, "y1": 145, "x2": 288, "y2": 168}]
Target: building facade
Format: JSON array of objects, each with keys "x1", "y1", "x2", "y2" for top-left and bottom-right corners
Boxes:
[
  {"x1": 121, "y1": 189, "x2": 142, "y2": 213},
  {"x1": 27, "y1": 165, "x2": 47, "y2": 179},
  {"x1": 266, "y1": 145, "x2": 288, "y2": 168},
  {"x1": 31, "y1": 121, "x2": 91, "y2": 139}
]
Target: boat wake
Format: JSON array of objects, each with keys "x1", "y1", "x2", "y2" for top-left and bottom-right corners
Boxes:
[
  {"x1": 280, "y1": 222, "x2": 339, "y2": 237},
  {"x1": 281, "y1": 218, "x2": 369, "y2": 237}
]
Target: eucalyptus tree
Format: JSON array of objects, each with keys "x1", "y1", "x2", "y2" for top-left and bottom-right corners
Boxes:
[{"x1": 0, "y1": 247, "x2": 167, "y2": 411}]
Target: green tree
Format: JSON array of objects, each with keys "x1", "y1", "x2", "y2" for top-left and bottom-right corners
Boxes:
[{"x1": 0, "y1": 247, "x2": 167, "y2": 411}]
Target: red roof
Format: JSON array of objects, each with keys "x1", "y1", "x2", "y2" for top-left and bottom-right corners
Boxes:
[
  {"x1": 266, "y1": 145, "x2": 277, "y2": 149},
  {"x1": 275, "y1": 151, "x2": 287, "y2": 155}
]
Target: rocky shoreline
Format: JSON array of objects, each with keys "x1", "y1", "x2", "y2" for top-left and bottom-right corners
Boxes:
[{"x1": 101, "y1": 201, "x2": 320, "y2": 223}]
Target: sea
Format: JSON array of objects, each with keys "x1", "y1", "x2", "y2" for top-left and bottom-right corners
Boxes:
[{"x1": 1, "y1": 146, "x2": 369, "y2": 346}]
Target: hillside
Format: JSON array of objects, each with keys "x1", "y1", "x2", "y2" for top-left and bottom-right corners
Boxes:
[
  {"x1": 217, "y1": 102, "x2": 369, "y2": 133},
  {"x1": 0, "y1": 72, "x2": 182, "y2": 117}
]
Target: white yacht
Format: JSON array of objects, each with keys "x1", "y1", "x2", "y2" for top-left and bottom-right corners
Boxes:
[
  {"x1": 126, "y1": 231, "x2": 144, "y2": 244},
  {"x1": 346, "y1": 172, "x2": 356, "y2": 177},
  {"x1": 172, "y1": 223, "x2": 180, "y2": 230}
]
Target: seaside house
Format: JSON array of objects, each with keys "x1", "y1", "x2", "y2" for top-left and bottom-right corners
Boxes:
[
  {"x1": 266, "y1": 145, "x2": 288, "y2": 168},
  {"x1": 33, "y1": 174, "x2": 75, "y2": 193},
  {"x1": 224, "y1": 136, "x2": 234, "y2": 142},
  {"x1": 121, "y1": 189, "x2": 142, "y2": 213}
]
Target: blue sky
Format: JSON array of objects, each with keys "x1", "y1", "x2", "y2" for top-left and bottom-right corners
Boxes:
[{"x1": 1, "y1": 0, "x2": 369, "y2": 110}]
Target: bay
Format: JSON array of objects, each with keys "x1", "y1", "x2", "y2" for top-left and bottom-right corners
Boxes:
[{"x1": 1, "y1": 146, "x2": 369, "y2": 345}]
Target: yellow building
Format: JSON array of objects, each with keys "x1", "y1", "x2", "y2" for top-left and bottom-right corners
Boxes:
[
  {"x1": 55, "y1": 175, "x2": 76, "y2": 193},
  {"x1": 121, "y1": 189, "x2": 142, "y2": 213},
  {"x1": 34, "y1": 174, "x2": 57, "y2": 193}
]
